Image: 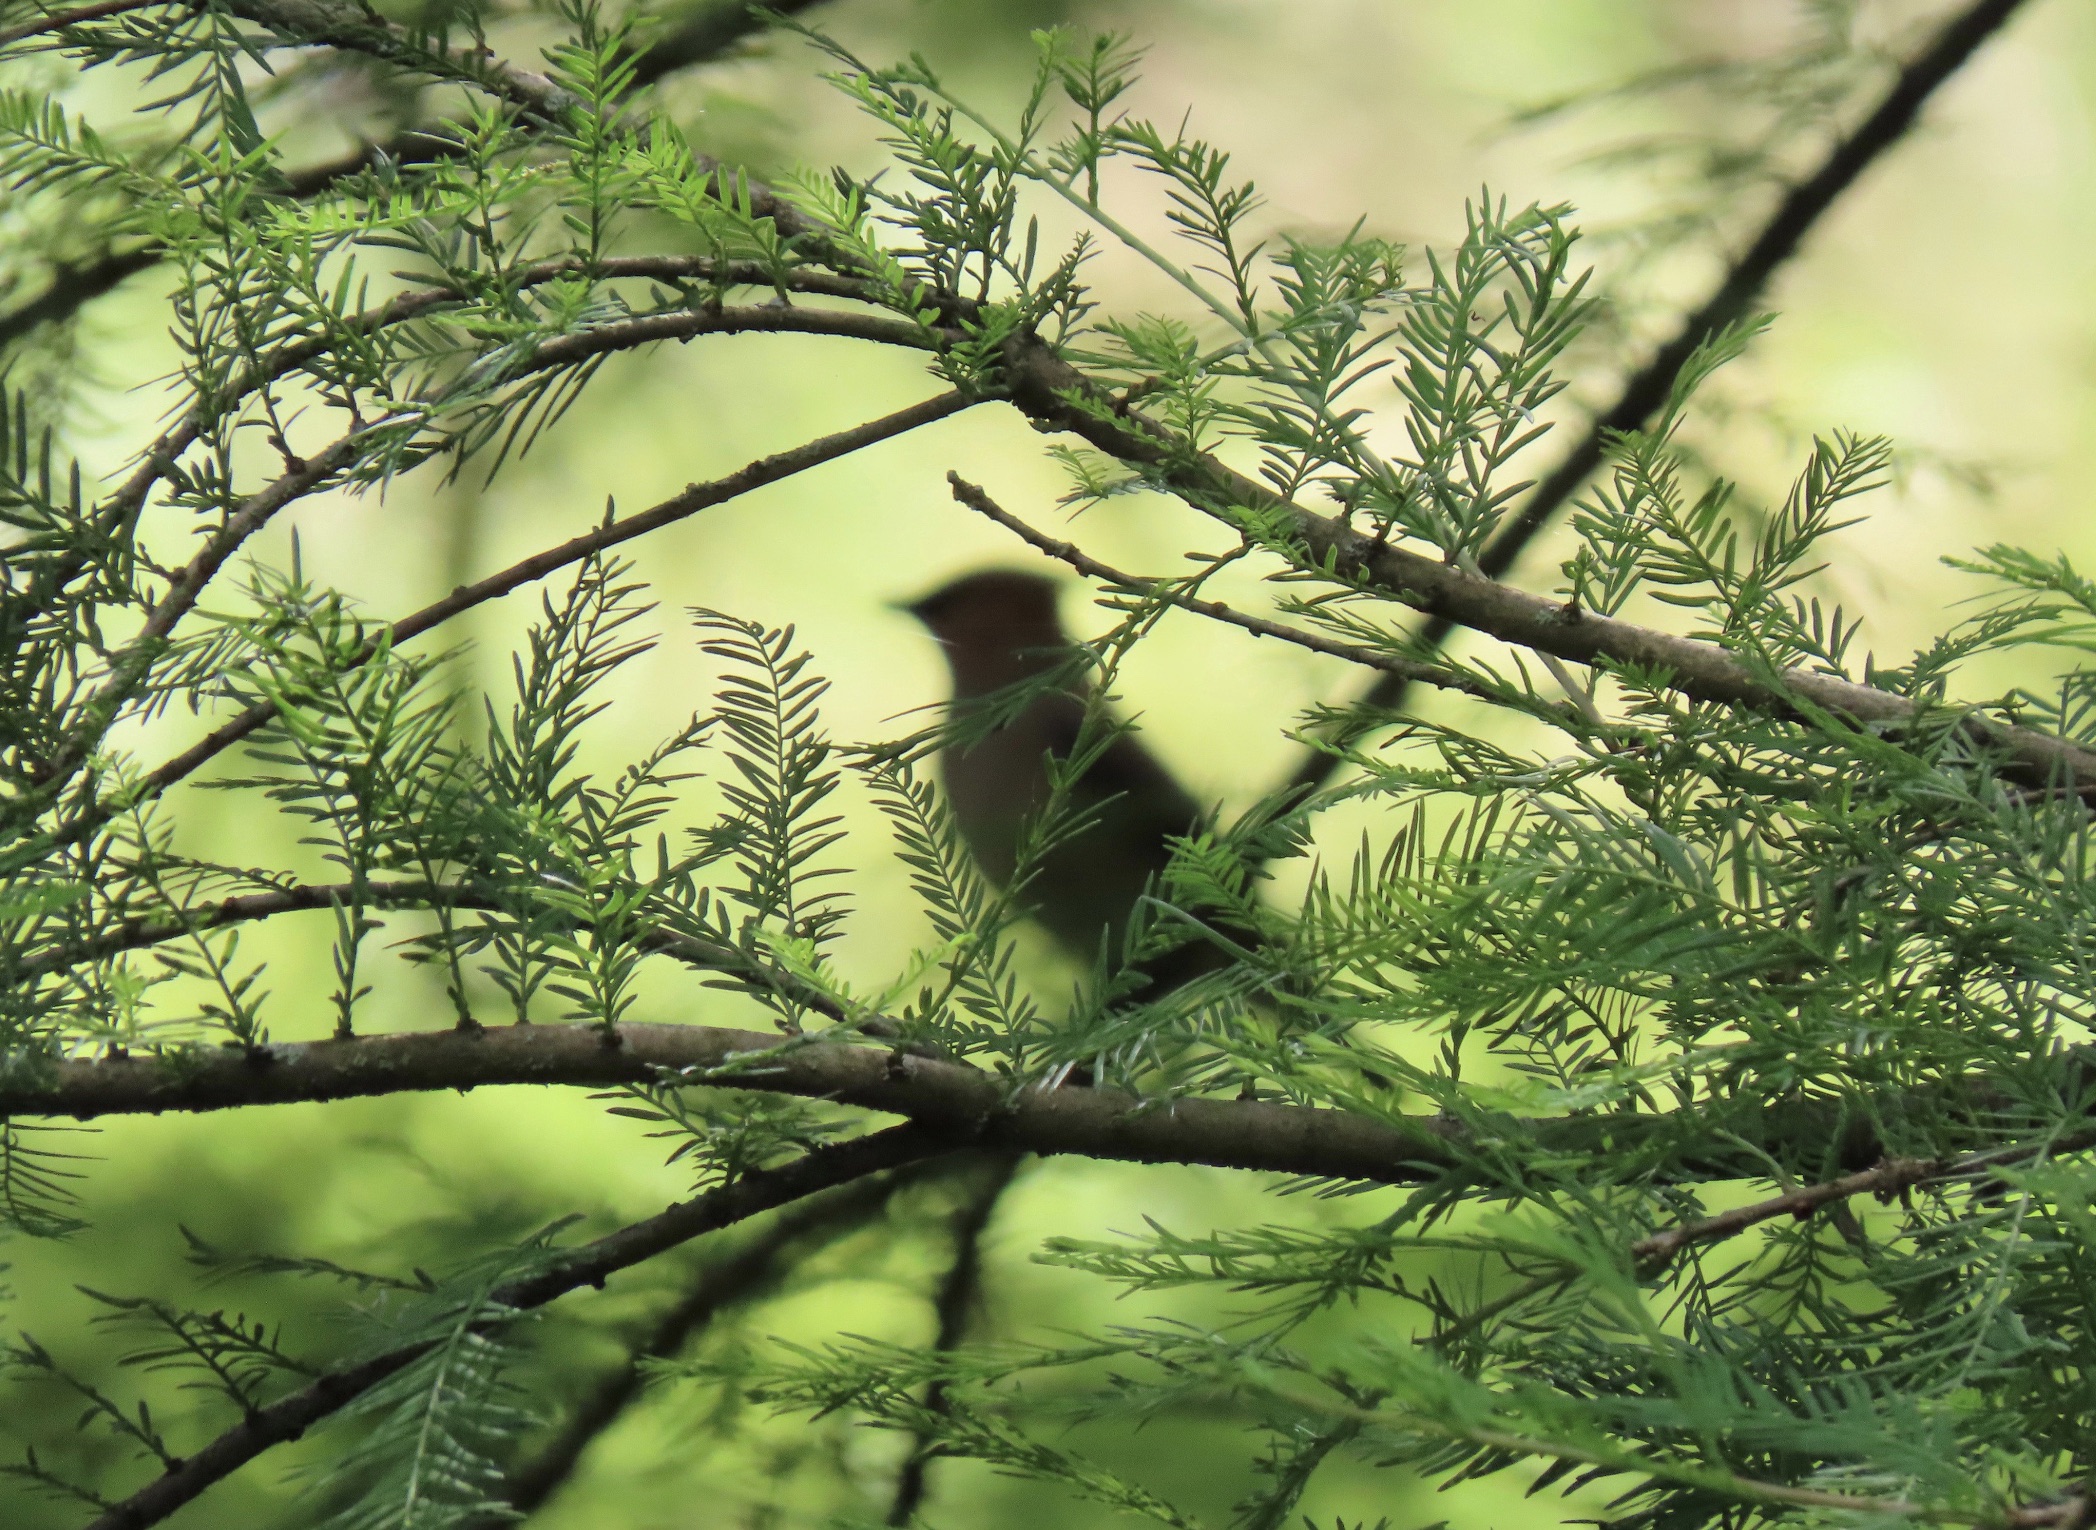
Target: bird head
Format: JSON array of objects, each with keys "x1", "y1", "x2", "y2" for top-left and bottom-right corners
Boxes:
[{"x1": 900, "y1": 570, "x2": 1070, "y2": 690}]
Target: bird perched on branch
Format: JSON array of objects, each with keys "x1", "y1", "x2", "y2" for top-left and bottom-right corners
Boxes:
[{"x1": 903, "y1": 569, "x2": 1223, "y2": 993}]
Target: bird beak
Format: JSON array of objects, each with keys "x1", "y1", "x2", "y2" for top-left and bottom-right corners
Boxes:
[{"x1": 891, "y1": 592, "x2": 940, "y2": 624}]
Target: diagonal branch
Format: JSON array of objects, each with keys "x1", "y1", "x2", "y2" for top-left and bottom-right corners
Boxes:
[
  {"x1": 1631, "y1": 1124, "x2": 2096, "y2": 1273},
  {"x1": 23, "y1": 428, "x2": 370, "y2": 810},
  {"x1": 78, "y1": 1123, "x2": 950, "y2": 1530},
  {"x1": 884, "y1": 1152, "x2": 1019, "y2": 1526},
  {"x1": 1279, "y1": 0, "x2": 2033, "y2": 798},
  {"x1": 0, "y1": 0, "x2": 158, "y2": 46},
  {"x1": 493, "y1": 1153, "x2": 930, "y2": 1521},
  {"x1": 994, "y1": 337, "x2": 2096, "y2": 794},
  {"x1": 944, "y1": 472, "x2": 1513, "y2": 710}
]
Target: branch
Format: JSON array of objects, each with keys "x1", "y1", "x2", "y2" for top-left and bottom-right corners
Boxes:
[
  {"x1": 0, "y1": 1018, "x2": 1954, "y2": 1187},
  {"x1": 219, "y1": 0, "x2": 582, "y2": 124},
  {"x1": 24, "y1": 427, "x2": 369, "y2": 805},
  {"x1": 1632, "y1": 1124, "x2": 2096, "y2": 1273},
  {"x1": 994, "y1": 337, "x2": 2096, "y2": 793},
  {"x1": 885, "y1": 1152, "x2": 1019, "y2": 1526},
  {"x1": 623, "y1": 0, "x2": 833, "y2": 89},
  {"x1": 944, "y1": 473, "x2": 1515, "y2": 711},
  {"x1": 145, "y1": 387, "x2": 970, "y2": 786},
  {"x1": 79, "y1": 1123, "x2": 949, "y2": 1530},
  {"x1": 47, "y1": 258, "x2": 885, "y2": 606},
  {"x1": 510, "y1": 301, "x2": 943, "y2": 375},
  {"x1": 12, "y1": 877, "x2": 876, "y2": 1030},
  {"x1": 496, "y1": 1157, "x2": 929, "y2": 1520},
  {"x1": 1282, "y1": 0, "x2": 2033, "y2": 797},
  {"x1": 0, "y1": 0, "x2": 158, "y2": 47}
]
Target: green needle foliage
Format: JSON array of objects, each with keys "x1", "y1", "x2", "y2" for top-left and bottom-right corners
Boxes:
[{"x1": 0, "y1": 2, "x2": 2086, "y2": 1527}]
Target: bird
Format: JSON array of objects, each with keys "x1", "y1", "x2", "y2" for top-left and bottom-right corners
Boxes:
[{"x1": 902, "y1": 569, "x2": 1224, "y2": 994}]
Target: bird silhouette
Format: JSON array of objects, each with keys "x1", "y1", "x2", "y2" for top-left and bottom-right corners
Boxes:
[{"x1": 903, "y1": 569, "x2": 1224, "y2": 993}]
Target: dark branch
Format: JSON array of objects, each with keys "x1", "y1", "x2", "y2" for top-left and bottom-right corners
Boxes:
[
  {"x1": 1279, "y1": 0, "x2": 2034, "y2": 800},
  {"x1": 885, "y1": 1153, "x2": 1020, "y2": 1526},
  {"x1": 25, "y1": 429, "x2": 368, "y2": 806},
  {"x1": 80, "y1": 1123, "x2": 951, "y2": 1530},
  {"x1": 497, "y1": 1159, "x2": 929, "y2": 1520},
  {"x1": 945, "y1": 473, "x2": 1515, "y2": 710},
  {"x1": 993, "y1": 335, "x2": 2096, "y2": 794},
  {"x1": 625, "y1": 0, "x2": 833, "y2": 89},
  {"x1": 1632, "y1": 1124, "x2": 2096, "y2": 1273},
  {"x1": 0, "y1": 1018, "x2": 1951, "y2": 1187}
]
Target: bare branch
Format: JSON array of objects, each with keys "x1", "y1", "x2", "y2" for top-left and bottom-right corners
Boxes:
[
  {"x1": 885, "y1": 1153, "x2": 1019, "y2": 1526},
  {"x1": 495, "y1": 1157, "x2": 929, "y2": 1521}
]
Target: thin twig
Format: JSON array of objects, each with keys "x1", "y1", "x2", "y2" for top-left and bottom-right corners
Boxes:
[
  {"x1": 1279, "y1": 0, "x2": 2033, "y2": 800},
  {"x1": 25, "y1": 428, "x2": 367, "y2": 804},
  {"x1": 945, "y1": 473, "x2": 1513, "y2": 710},
  {"x1": 1632, "y1": 1124, "x2": 2096, "y2": 1272},
  {"x1": 79, "y1": 1123, "x2": 952, "y2": 1530},
  {"x1": 10, "y1": 875, "x2": 877, "y2": 1028}
]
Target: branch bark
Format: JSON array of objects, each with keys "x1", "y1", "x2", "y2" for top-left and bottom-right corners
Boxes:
[
  {"x1": 0, "y1": 1018, "x2": 1962, "y2": 1188},
  {"x1": 944, "y1": 472, "x2": 1515, "y2": 711}
]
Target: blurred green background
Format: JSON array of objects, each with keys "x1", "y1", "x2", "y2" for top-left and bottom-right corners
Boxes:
[{"x1": 8, "y1": 1, "x2": 2096, "y2": 1525}]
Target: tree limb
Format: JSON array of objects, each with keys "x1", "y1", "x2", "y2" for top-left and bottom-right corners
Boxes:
[
  {"x1": 884, "y1": 1152, "x2": 1019, "y2": 1526},
  {"x1": 993, "y1": 335, "x2": 2096, "y2": 792},
  {"x1": 0, "y1": 1019, "x2": 1974, "y2": 1187},
  {"x1": 944, "y1": 472, "x2": 1515, "y2": 710}
]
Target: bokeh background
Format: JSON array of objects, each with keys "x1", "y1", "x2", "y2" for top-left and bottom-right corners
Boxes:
[{"x1": 8, "y1": 1, "x2": 2096, "y2": 1525}]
